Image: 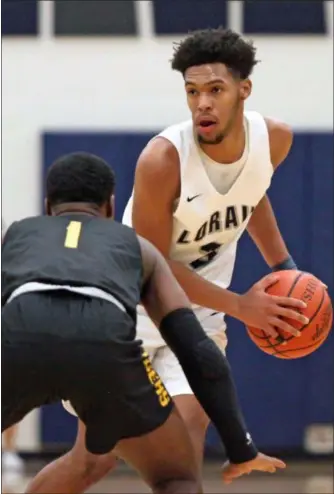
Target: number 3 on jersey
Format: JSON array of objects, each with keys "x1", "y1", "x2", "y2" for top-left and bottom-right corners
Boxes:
[
  {"x1": 64, "y1": 221, "x2": 82, "y2": 249},
  {"x1": 190, "y1": 242, "x2": 222, "y2": 270}
]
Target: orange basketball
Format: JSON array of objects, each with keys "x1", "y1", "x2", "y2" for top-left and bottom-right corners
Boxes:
[{"x1": 247, "y1": 270, "x2": 333, "y2": 359}]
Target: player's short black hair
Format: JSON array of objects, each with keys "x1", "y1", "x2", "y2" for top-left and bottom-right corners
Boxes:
[
  {"x1": 171, "y1": 28, "x2": 259, "y2": 80},
  {"x1": 46, "y1": 152, "x2": 115, "y2": 207}
]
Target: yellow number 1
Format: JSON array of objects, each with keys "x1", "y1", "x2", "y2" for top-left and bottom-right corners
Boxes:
[{"x1": 64, "y1": 221, "x2": 82, "y2": 249}]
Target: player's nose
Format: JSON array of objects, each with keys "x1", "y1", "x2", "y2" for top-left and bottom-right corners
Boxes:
[{"x1": 197, "y1": 93, "x2": 213, "y2": 112}]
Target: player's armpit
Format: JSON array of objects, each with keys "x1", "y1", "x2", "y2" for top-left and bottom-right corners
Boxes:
[{"x1": 265, "y1": 117, "x2": 293, "y2": 169}]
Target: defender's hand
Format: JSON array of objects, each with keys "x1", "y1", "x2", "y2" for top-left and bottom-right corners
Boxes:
[
  {"x1": 222, "y1": 452, "x2": 286, "y2": 484},
  {"x1": 237, "y1": 274, "x2": 308, "y2": 339}
]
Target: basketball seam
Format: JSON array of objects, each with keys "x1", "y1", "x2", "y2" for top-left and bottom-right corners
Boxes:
[
  {"x1": 271, "y1": 272, "x2": 306, "y2": 357},
  {"x1": 274, "y1": 300, "x2": 332, "y2": 354},
  {"x1": 274, "y1": 330, "x2": 328, "y2": 354}
]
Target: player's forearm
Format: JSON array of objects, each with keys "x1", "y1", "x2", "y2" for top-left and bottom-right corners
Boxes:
[
  {"x1": 167, "y1": 258, "x2": 241, "y2": 318},
  {"x1": 159, "y1": 308, "x2": 258, "y2": 464},
  {"x1": 247, "y1": 195, "x2": 290, "y2": 267}
]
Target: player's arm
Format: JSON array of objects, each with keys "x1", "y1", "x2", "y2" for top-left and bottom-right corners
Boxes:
[
  {"x1": 139, "y1": 235, "x2": 259, "y2": 464},
  {"x1": 246, "y1": 119, "x2": 297, "y2": 270},
  {"x1": 133, "y1": 138, "x2": 241, "y2": 318},
  {"x1": 132, "y1": 138, "x2": 306, "y2": 337}
]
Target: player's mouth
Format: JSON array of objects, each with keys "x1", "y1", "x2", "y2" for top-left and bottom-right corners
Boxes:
[{"x1": 196, "y1": 116, "x2": 218, "y2": 134}]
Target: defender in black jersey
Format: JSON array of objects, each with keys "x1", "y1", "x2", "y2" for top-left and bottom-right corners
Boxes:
[{"x1": 2, "y1": 152, "x2": 285, "y2": 493}]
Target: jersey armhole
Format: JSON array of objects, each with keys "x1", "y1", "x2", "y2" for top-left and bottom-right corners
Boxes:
[{"x1": 246, "y1": 111, "x2": 273, "y2": 174}]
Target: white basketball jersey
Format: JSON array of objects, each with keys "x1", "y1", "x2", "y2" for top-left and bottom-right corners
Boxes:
[{"x1": 123, "y1": 111, "x2": 273, "y2": 314}]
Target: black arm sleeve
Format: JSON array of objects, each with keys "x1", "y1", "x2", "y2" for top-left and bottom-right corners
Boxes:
[{"x1": 159, "y1": 308, "x2": 258, "y2": 464}]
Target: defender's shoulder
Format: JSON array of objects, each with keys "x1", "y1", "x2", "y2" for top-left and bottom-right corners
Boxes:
[{"x1": 7, "y1": 215, "x2": 43, "y2": 230}]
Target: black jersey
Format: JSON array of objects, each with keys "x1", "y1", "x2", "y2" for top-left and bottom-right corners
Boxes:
[{"x1": 1, "y1": 215, "x2": 143, "y2": 319}]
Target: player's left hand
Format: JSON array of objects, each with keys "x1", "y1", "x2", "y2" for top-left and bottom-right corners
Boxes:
[{"x1": 221, "y1": 452, "x2": 286, "y2": 484}]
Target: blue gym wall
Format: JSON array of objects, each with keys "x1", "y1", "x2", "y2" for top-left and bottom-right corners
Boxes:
[{"x1": 40, "y1": 131, "x2": 333, "y2": 453}]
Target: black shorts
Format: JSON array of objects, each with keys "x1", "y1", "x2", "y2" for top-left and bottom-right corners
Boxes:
[{"x1": 2, "y1": 291, "x2": 173, "y2": 454}]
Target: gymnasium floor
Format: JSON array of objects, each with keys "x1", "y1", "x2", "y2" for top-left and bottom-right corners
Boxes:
[{"x1": 2, "y1": 460, "x2": 333, "y2": 493}]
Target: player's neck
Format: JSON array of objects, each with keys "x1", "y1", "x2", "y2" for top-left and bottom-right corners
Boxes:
[
  {"x1": 199, "y1": 120, "x2": 245, "y2": 165},
  {"x1": 52, "y1": 203, "x2": 102, "y2": 217}
]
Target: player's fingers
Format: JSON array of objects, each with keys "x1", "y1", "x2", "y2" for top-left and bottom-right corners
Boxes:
[
  {"x1": 268, "y1": 457, "x2": 286, "y2": 469},
  {"x1": 275, "y1": 296, "x2": 307, "y2": 310},
  {"x1": 267, "y1": 466, "x2": 276, "y2": 473},
  {"x1": 270, "y1": 317, "x2": 300, "y2": 336},
  {"x1": 222, "y1": 470, "x2": 243, "y2": 484},
  {"x1": 222, "y1": 476, "x2": 234, "y2": 485},
  {"x1": 257, "y1": 274, "x2": 279, "y2": 290},
  {"x1": 256, "y1": 463, "x2": 276, "y2": 473},
  {"x1": 221, "y1": 471, "x2": 235, "y2": 484},
  {"x1": 262, "y1": 324, "x2": 279, "y2": 339},
  {"x1": 259, "y1": 458, "x2": 286, "y2": 472},
  {"x1": 276, "y1": 306, "x2": 309, "y2": 326}
]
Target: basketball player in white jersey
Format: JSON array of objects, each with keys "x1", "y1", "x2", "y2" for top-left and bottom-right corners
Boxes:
[{"x1": 26, "y1": 29, "x2": 308, "y2": 492}]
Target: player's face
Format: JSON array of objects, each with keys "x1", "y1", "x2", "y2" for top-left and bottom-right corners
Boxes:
[{"x1": 184, "y1": 63, "x2": 251, "y2": 145}]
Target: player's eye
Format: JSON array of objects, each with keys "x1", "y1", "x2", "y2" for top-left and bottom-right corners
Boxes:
[
  {"x1": 187, "y1": 88, "x2": 198, "y2": 96},
  {"x1": 211, "y1": 86, "x2": 222, "y2": 94}
]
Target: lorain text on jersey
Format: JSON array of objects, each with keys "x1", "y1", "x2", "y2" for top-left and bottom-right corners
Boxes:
[{"x1": 177, "y1": 204, "x2": 255, "y2": 245}]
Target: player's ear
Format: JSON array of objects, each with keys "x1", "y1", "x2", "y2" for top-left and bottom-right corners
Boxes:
[
  {"x1": 240, "y1": 79, "x2": 252, "y2": 100},
  {"x1": 107, "y1": 195, "x2": 115, "y2": 219},
  {"x1": 44, "y1": 198, "x2": 51, "y2": 216}
]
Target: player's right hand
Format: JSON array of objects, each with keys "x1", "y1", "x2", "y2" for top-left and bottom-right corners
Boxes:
[
  {"x1": 222, "y1": 452, "x2": 286, "y2": 484},
  {"x1": 236, "y1": 274, "x2": 309, "y2": 339}
]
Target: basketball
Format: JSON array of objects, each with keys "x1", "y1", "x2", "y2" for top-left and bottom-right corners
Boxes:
[{"x1": 247, "y1": 270, "x2": 333, "y2": 359}]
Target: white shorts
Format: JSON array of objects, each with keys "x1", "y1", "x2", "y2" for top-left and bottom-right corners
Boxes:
[{"x1": 63, "y1": 308, "x2": 227, "y2": 416}]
